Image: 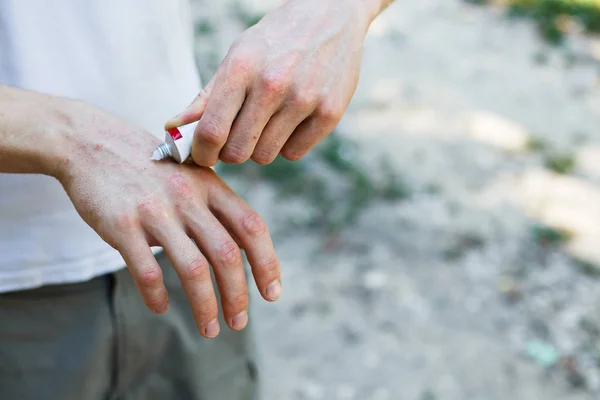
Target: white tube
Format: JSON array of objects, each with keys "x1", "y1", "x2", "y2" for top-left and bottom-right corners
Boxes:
[{"x1": 151, "y1": 121, "x2": 199, "y2": 164}]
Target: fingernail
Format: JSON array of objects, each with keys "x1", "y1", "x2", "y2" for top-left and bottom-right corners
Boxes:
[
  {"x1": 266, "y1": 279, "x2": 282, "y2": 301},
  {"x1": 232, "y1": 311, "x2": 248, "y2": 330},
  {"x1": 205, "y1": 318, "x2": 220, "y2": 338}
]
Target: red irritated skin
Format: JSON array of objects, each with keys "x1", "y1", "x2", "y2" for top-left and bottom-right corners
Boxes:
[
  {"x1": 166, "y1": 0, "x2": 396, "y2": 167},
  {"x1": 0, "y1": 84, "x2": 281, "y2": 339}
]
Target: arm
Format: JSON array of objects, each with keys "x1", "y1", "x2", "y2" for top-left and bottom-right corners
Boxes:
[
  {"x1": 0, "y1": 84, "x2": 67, "y2": 175},
  {"x1": 166, "y1": 0, "x2": 396, "y2": 166},
  {"x1": 0, "y1": 84, "x2": 281, "y2": 338}
]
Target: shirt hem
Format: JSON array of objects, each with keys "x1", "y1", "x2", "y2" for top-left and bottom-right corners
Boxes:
[{"x1": 0, "y1": 247, "x2": 163, "y2": 293}]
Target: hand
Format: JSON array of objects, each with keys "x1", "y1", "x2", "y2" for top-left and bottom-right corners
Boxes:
[
  {"x1": 55, "y1": 101, "x2": 281, "y2": 338},
  {"x1": 165, "y1": 0, "x2": 376, "y2": 166}
]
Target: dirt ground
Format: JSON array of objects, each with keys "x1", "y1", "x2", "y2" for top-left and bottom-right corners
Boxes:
[{"x1": 192, "y1": 1, "x2": 600, "y2": 399}]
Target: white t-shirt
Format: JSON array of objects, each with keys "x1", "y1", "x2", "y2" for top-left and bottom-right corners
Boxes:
[{"x1": 0, "y1": 0, "x2": 201, "y2": 292}]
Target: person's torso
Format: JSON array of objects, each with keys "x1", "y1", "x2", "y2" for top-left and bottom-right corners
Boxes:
[{"x1": 0, "y1": 0, "x2": 201, "y2": 292}]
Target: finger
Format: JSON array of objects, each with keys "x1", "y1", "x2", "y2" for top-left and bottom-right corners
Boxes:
[
  {"x1": 164, "y1": 77, "x2": 217, "y2": 130},
  {"x1": 117, "y1": 233, "x2": 170, "y2": 315},
  {"x1": 144, "y1": 219, "x2": 220, "y2": 338},
  {"x1": 185, "y1": 207, "x2": 249, "y2": 331},
  {"x1": 280, "y1": 102, "x2": 344, "y2": 161},
  {"x1": 192, "y1": 58, "x2": 250, "y2": 167},
  {"x1": 220, "y1": 218, "x2": 245, "y2": 250},
  {"x1": 251, "y1": 105, "x2": 309, "y2": 165},
  {"x1": 219, "y1": 77, "x2": 292, "y2": 164},
  {"x1": 207, "y1": 179, "x2": 281, "y2": 302}
]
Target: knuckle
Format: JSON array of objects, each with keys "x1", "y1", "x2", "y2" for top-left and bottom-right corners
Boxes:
[
  {"x1": 260, "y1": 74, "x2": 289, "y2": 96},
  {"x1": 251, "y1": 149, "x2": 277, "y2": 166},
  {"x1": 136, "y1": 199, "x2": 167, "y2": 221},
  {"x1": 227, "y1": 54, "x2": 253, "y2": 77},
  {"x1": 290, "y1": 90, "x2": 319, "y2": 111},
  {"x1": 316, "y1": 102, "x2": 345, "y2": 125},
  {"x1": 198, "y1": 119, "x2": 228, "y2": 146},
  {"x1": 243, "y1": 211, "x2": 267, "y2": 236},
  {"x1": 228, "y1": 290, "x2": 249, "y2": 308},
  {"x1": 182, "y1": 257, "x2": 210, "y2": 281},
  {"x1": 196, "y1": 303, "x2": 218, "y2": 320},
  {"x1": 145, "y1": 294, "x2": 167, "y2": 312},
  {"x1": 220, "y1": 145, "x2": 251, "y2": 164},
  {"x1": 112, "y1": 214, "x2": 138, "y2": 231},
  {"x1": 217, "y1": 241, "x2": 242, "y2": 266},
  {"x1": 257, "y1": 257, "x2": 279, "y2": 275},
  {"x1": 138, "y1": 267, "x2": 163, "y2": 288}
]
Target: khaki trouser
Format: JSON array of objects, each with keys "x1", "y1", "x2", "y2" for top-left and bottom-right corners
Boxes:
[{"x1": 0, "y1": 251, "x2": 259, "y2": 400}]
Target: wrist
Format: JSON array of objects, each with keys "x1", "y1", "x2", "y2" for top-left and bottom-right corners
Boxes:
[
  {"x1": 41, "y1": 99, "x2": 81, "y2": 180},
  {"x1": 0, "y1": 85, "x2": 72, "y2": 177}
]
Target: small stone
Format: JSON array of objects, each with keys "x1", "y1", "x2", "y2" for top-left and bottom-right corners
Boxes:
[
  {"x1": 524, "y1": 340, "x2": 560, "y2": 368},
  {"x1": 497, "y1": 275, "x2": 523, "y2": 303},
  {"x1": 564, "y1": 356, "x2": 587, "y2": 389},
  {"x1": 339, "y1": 324, "x2": 363, "y2": 346},
  {"x1": 363, "y1": 270, "x2": 387, "y2": 290}
]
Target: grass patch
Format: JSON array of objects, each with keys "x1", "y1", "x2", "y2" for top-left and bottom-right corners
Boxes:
[
  {"x1": 544, "y1": 152, "x2": 576, "y2": 174},
  {"x1": 574, "y1": 258, "x2": 600, "y2": 277},
  {"x1": 524, "y1": 137, "x2": 576, "y2": 174},
  {"x1": 467, "y1": 0, "x2": 600, "y2": 43},
  {"x1": 526, "y1": 136, "x2": 548, "y2": 152},
  {"x1": 530, "y1": 223, "x2": 573, "y2": 246}
]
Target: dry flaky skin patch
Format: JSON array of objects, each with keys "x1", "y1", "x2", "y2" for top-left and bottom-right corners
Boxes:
[{"x1": 191, "y1": 0, "x2": 600, "y2": 398}]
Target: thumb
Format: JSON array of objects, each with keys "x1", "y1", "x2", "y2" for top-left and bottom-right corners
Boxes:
[{"x1": 164, "y1": 76, "x2": 216, "y2": 130}]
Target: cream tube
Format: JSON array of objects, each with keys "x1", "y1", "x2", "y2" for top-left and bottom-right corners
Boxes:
[{"x1": 151, "y1": 121, "x2": 199, "y2": 163}]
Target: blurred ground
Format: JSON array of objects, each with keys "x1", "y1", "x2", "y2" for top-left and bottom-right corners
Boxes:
[{"x1": 191, "y1": 1, "x2": 600, "y2": 399}]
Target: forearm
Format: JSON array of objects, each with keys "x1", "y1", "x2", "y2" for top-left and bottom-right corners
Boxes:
[{"x1": 0, "y1": 84, "x2": 69, "y2": 176}]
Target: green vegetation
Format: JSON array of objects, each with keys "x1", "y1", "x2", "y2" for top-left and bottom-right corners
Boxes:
[
  {"x1": 195, "y1": 20, "x2": 214, "y2": 35},
  {"x1": 544, "y1": 152, "x2": 576, "y2": 174},
  {"x1": 574, "y1": 258, "x2": 600, "y2": 277},
  {"x1": 467, "y1": 0, "x2": 600, "y2": 43},
  {"x1": 524, "y1": 136, "x2": 576, "y2": 175},
  {"x1": 530, "y1": 223, "x2": 573, "y2": 246},
  {"x1": 526, "y1": 136, "x2": 548, "y2": 152},
  {"x1": 218, "y1": 132, "x2": 410, "y2": 233}
]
